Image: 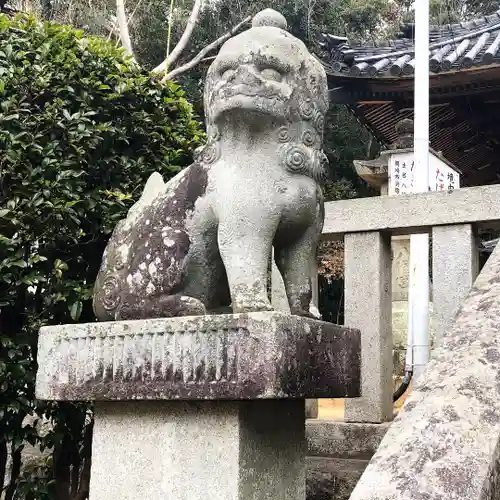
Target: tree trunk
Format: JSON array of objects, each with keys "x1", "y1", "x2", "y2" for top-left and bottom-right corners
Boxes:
[
  {"x1": 162, "y1": 15, "x2": 251, "y2": 81},
  {"x1": 54, "y1": 434, "x2": 73, "y2": 500},
  {"x1": 0, "y1": 440, "x2": 7, "y2": 494},
  {"x1": 116, "y1": 0, "x2": 134, "y2": 57},
  {"x1": 73, "y1": 420, "x2": 93, "y2": 500},
  {"x1": 4, "y1": 447, "x2": 21, "y2": 500}
]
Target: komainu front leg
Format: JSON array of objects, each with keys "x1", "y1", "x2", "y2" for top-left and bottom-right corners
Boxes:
[
  {"x1": 218, "y1": 223, "x2": 274, "y2": 313},
  {"x1": 275, "y1": 226, "x2": 319, "y2": 317}
]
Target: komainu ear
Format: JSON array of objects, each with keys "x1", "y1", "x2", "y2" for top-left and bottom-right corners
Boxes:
[{"x1": 141, "y1": 172, "x2": 165, "y2": 204}]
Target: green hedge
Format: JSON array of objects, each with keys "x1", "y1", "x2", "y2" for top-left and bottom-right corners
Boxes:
[{"x1": 0, "y1": 14, "x2": 203, "y2": 499}]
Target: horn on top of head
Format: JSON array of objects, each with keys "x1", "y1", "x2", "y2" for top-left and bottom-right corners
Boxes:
[{"x1": 251, "y1": 9, "x2": 288, "y2": 30}]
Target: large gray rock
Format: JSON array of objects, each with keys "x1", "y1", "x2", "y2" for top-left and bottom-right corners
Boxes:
[{"x1": 93, "y1": 9, "x2": 329, "y2": 321}]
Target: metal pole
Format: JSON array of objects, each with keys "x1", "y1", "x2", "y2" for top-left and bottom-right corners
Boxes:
[{"x1": 409, "y1": 0, "x2": 430, "y2": 382}]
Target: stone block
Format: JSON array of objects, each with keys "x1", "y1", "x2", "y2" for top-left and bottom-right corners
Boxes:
[
  {"x1": 391, "y1": 236, "x2": 410, "y2": 302},
  {"x1": 90, "y1": 400, "x2": 305, "y2": 500},
  {"x1": 322, "y1": 184, "x2": 500, "y2": 239},
  {"x1": 36, "y1": 312, "x2": 360, "y2": 401},
  {"x1": 305, "y1": 421, "x2": 391, "y2": 500},
  {"x1": 306, "y1": 420, "x2": 391, "y2": 459},
  {"x1": 344, "y1": 232, "x2": 393, "y2": 423},
  {"x1": 306, "y1": 456, "x2": 367, "y2": 500},
  {"x1": 432, "y1": 224, "x2": 479, "y2": 346}
]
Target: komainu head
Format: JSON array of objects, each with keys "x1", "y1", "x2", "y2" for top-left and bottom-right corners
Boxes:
[{"x1": 201, "y1": 9, "x2": 330, "y2": 183}]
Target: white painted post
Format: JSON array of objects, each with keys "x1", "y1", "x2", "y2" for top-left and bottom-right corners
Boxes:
[{"x1": 410, "y1": 0, "x2": 430, "y2": 382}]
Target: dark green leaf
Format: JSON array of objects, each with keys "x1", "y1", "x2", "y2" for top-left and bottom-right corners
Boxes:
[
  {"x1": 11, "y1": 259, "x2": 27, "y2": 268},
  {"x1": 69, "y1": 301, "x2": 83, "y2": 321}
]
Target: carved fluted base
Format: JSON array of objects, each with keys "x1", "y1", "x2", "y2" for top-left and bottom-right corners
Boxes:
[{"x1": 36, "y1": 312, "x2": 360, "y2": 401}]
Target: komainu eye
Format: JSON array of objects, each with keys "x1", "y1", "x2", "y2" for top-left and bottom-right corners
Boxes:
[{"x1": 260, "y1": 68, "x2": 282, "y2": 82}]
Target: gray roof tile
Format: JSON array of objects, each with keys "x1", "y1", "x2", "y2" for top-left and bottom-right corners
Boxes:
[{"x1": 318, "y1": 9, "x2": 500, "y2": 77}]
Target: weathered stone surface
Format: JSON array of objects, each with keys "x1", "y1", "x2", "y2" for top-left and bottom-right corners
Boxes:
[
  {"x1": 344, "y1": 232, "x2": 393, "y2": 423},
  {"x1": 322, "y1": 184, "x2": 500, "y2": 239},
  {"x1": 307, "y1": 456, "x2": 367, "y2": 500},
  {"x1": 305, "y1": 419, "x2": 391, "y2": 500},
  {"x1": 432, "y1": 224, "x2": 479, "y2": 347},
  {"x1": 306, "y1": 421, "x2": 390, "y2": 459},
  {"x1": 349, "y1": 239, "x2": 500, "y2": 500},
  {"x1": 305, "y1": 421, "x2": 391, "y2": 500},
  {"x1": 93, "y1": 8, "x2": 330, "y2": 320},
  {"x1": 89, "y1": 400, "x2": 305, "y2": 500},
  {"x1": 36, "y1": 312, "x2": 360, "y2": 401}
]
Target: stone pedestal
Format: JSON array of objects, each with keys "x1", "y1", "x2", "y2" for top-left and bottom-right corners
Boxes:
[
  {"x1": 36, "y1": 312, "x2": 360, "y2": 500},
  {"x1": 91, "y1": 400, "x2": 305, "y2": 500},
  {"x1": 271, "y1": 257, "x2": 320, "y2": 419}
]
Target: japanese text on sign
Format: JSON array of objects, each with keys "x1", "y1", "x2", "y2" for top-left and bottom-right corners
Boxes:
[{"x1": 389, "y1": 153, "x2": 460, "y2": 196}]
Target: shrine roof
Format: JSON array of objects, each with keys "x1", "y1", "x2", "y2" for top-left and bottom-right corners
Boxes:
[
  {"x1": 317, "y1": 9, "x2": 500, "y2": 79},
  {"x1": 315, "y1": 11, "x2": 500, "y2": 186}
]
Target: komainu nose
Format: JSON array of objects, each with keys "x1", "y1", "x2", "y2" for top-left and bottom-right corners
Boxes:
[{"x1": 231, "y1": 66, "x2": 262, "y2": 86}]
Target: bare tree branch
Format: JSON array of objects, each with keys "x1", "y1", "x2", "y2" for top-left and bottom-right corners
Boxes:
[
  {"x1": 0, "y1": 440, "x2": 7, "y2": 494},
  {"x1": 153, "y1": 0, "x2": 204, "y2": 74},
  {"x1": 163, "y1": 0, "x2": 176, "y2": 72},
  {"x1": 162, "y1": 15, "x2": 251, "y2": 82},
  {"x1": 116, "y1": 0, "x2": 134, "y2": 58}
]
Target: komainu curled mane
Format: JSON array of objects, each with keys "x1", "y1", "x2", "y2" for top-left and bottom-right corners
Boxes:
[{"x1": 93, "y1": 8, "x2": 330, "y2": 320}]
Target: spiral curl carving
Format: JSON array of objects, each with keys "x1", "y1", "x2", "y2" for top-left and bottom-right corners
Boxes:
[
  {"x1": 313, "y1": 110, "x2": 325, "y2": 134},
  {"x1": 101, "y1": 275, "x2": 122, "y2": 311},
  {"x1": 277, "y1": 125, "x2": 291, "y2": 143},
  {"x1": 301, "y1": 129, "x2": 316, "y2": 147},
  {"x1": 200, "y1": 143, "x2": 221, "y2": 164},
  {"x1": 299, "y1": 99, "x2": 315, "y2": 120},
  {"x1": 279, "y1": 143, "x2": 311, "y2": 175}
]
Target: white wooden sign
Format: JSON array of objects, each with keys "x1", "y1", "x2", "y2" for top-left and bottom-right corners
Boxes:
[{"x1": 388, "y1": 151, "x2": 460, "y2": 196}]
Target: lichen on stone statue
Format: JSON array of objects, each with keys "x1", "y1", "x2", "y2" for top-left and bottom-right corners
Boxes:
[{"x1": 93, "y1": 8, "x2": 330, "y2": 321}]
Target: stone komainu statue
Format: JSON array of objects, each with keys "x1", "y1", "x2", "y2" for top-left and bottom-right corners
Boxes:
[{"x1": 93, "y1": 9, "x2": 329, "y2": 320}]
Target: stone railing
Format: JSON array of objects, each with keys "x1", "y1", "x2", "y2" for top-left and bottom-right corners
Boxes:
[
  {"x1": 346, "y1": 203, "x2": 500, "y2": 500},
  {"x1": 322, "y1": 184, "x2": 500, "y2": 424}
]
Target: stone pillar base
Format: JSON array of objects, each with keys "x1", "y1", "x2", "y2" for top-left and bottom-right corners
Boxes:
[
  {"x1": 36, "y1": 312, "x2": 361, "y2": 500},
  {"x1": 392, "y1": 301, "x2": 436, "y2": 377},
  {"x1": 306, "y1": 420, "x2": 391, "y2": 500},
  {"x1": 90, "y1": 400, "x2": 305, "y2": 500},
  {"x1": 35, "y1": 313, "x2": 360, "y2": 401},
  {"x1": 306, "y1": 399, "x2": 319, "y2": 419}
]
